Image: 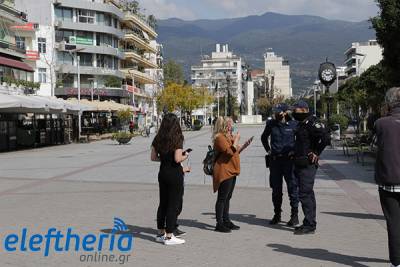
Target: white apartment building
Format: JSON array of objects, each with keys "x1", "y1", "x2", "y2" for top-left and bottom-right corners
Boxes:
[
  {"x1": 344, "y1": 40, "x2": 383, "y2": 77},
  {"x1": 15, "y1": 0, "x2": 161, "y2": 108},
  {"x1": 191, "y1": 44, "x2": 245, "y2": 105},
  {"x1": 264, "y1": 51, "x2": 292, "y2": 98}
]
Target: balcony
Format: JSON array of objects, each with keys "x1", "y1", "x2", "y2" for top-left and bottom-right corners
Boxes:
[
  {"x1": 123, "y1": 31, "x2": 157, "y2": 53},
  {"x1": 123, "y1": 50, "x2": 158, "y2": 69},
  {"x1": 55, "y1": 20, "x2": 124, "y2": 39},
  {"x1": 56, "y1": 64, "x2": 125, "y2": 79},
  {"x1": 0, "y1": 3, "x2": 27, "y2": 23},
  {"x1": 122, "y1": 85, "x2": 152, "y2": 98},
  {"x1": 0, "y1": 39, "x2": 26, "y2": 59},
  {"x1": 123, "y1": 12, "x2": 157, "y2": 39},
  {"x1": 121, "y1": 69, "x2": 156, "y2": 85},
  {"x1": 53, "y1": 0, "x2": 124, "y2": 19},
  {"x1": 55, "y1": 42, "x2": 125, "y2": 59}
]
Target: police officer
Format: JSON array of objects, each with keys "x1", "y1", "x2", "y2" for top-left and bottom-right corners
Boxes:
[
  {"x1": 292, "y1": 100, "x2": 330, "y2": 235},
  {"x1": 261, "y1": 103, "x2": 299, "y2": 226}
]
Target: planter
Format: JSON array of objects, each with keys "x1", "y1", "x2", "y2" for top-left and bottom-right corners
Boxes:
[{"x1": 116, "y1": 137, "x2": 132, "y2": 144}]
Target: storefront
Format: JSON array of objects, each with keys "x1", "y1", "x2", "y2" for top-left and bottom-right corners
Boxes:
[{"x1": 0, "y1": 94, "x2": 82, "y2": 152}]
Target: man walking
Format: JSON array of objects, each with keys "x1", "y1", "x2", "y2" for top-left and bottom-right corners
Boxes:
[
  {"x1": 374, "y1": 87, "x2": 400, "y2": 267},
  {"x1": 291, "y1": 101, "x2": 330, "y2": 235},
  {"x1": 261, "y1": 103, "x2": 299, "y2": 226}
]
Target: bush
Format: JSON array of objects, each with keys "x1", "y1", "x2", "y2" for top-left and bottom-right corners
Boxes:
[
  {"x1": 329, "y1": 114, "x2": 349, "y2": 132},
  {"x1": 192, "y1": 119, "x2": 203, "y2": 131},
  {"x1": 111, "y1": 132, "x2": 134, "y2": 140}
]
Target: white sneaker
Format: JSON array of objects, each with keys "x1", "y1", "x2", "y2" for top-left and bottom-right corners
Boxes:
[
  {"x1": 164, "y1": 234, "x2": 185, "y2": 245},
  {"x1": 155, "y1": 234, "x2": 165, "y2": 243},
  {"x1": 390, "y1": 264, "x2": 400, "y2": 267}
]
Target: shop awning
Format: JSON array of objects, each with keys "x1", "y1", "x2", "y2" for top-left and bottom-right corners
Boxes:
[
  {"x1": 66, "y1": 99, "x2": 138, "y2": 112},
  {"x1": 0, "y1": 56, "x2": 34, "y2": 72},
  {"x1": 0, "y1": 94, "x2": 89, "y2": 114}
]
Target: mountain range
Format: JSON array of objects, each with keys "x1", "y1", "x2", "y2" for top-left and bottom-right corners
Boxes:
[{"x1": 157, "y1": 12, "x2": 376, "y2": 94}]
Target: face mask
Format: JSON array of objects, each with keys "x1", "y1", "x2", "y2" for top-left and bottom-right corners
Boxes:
[
  {"x1": 232, "y1": 125, "x2": 237, "y2": 134},
  {"x1": 293, "y1": 112, "x2": 309, "y2": 121},
  {"x1": 275, "y1": 114, "x2": 284, "y2": 121}
]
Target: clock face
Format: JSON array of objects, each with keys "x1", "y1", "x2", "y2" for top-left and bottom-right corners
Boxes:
[{"x1": 321, "y1": 69, "x2": 334, "y2": 82}]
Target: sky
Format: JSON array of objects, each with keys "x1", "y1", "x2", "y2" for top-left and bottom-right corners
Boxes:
[{"x1": 139, "y1": 0, "x2": 379, "y2": 22}]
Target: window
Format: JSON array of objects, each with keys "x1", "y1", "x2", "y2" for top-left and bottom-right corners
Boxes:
[
  {"x1": 78, "y1": 9, "x2": 95, "y2": 24},
  {"x1": 15, "y1": 36, "x2": 25, "y2": 50},
  {"x1": 55, "y1": 30, "x2": 73, "y2": 43},
  {"x1": 38, "y1": 68, "x2": 46, "y2": 83},
  {"x1": 55, "y1": 7, "x2": 72, "y2": 21},
  {"x1": 38, "y1": 38, "x2": 46, "y2": 54},
  {"x1": 104, "y1": 14, "x2": 112, "y2": 26},
  {"x1": 57, "y1": 51, "x2": 73, "y2": 65},
  {"x1": 79, "y1": 53, "x2": 93, "y2": 67},
  {"x1": 113, "y1": 18, "x2": 118, "y2": 28}
]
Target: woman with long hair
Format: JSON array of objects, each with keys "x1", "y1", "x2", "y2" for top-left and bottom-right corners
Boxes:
[
  {"x1": 151, "y1": 113, "x2": 190, "y2": 245},
  {"x1": 212, "y1": 117, "x2": 241, "y2": 233}
]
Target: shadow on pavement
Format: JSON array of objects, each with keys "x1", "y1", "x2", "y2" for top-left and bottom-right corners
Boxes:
[
  {"x1": 178, "y1": 219, "x2": 215, "y2": 231},
  {"x1": 100, "y1": 224, "x2": 158, "y2": 243},
  {"x1": 267, "y1": 244, "x2": 388, "y2": 267},
  {"x1": 322, "y1": 211, "x2": 385, "y2": 221},
  {"x1": 202, "y1": 212, "x2": 294, "y2": 232}
]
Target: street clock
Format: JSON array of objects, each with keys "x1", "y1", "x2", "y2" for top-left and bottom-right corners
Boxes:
[{"x1": 318, "y1": 61, "x2": 337, "y2": 88}]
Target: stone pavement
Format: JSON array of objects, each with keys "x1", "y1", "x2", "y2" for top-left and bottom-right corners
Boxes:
[{"x1": 0, "y1": 125, "x2": 389, "y2": 267}]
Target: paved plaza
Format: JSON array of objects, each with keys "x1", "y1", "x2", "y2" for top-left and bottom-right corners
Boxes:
[{"x1": 0, "y1": 125, "x2": 389, "y2": 267}]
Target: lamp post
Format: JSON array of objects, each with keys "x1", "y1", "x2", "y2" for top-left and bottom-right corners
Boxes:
[
  {"x1": 313, "y1": 80, "x2": 321, "y2": 116},
  {"x1": 87, "y1": 77, "x2": 96, "y2": 102},
  {"x1": 67, "y1": 47, "x2": 85, "y2": 140},
  {"x1": 318, "y1": 61, "x2": 337, "y2": 123},
  {"x1": 226, "y1": 74, "x2": 231, "y2": 117}
]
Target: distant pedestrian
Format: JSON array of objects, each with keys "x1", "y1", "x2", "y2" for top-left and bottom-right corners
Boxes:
[
  {"x1": 291, "y1": 101, "x2": 330, "y2": 235},
  {"x1": 151, "y1": 113, "x2": 190, "y2": 245},
  {"x1": 129, "y1": 121, "x2": 134, "y2": 134},
  {"x1": 374, "y1": 87, "x2": 400, "y2": 267},
  {"x1": 208, "y1": 116, "x2": 212, "y2": 126},
  {"x1": 261, "y1": 103, "x2": 299, "y2": 227}
]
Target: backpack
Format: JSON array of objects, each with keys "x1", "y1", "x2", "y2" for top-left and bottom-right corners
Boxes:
[{"x1": 203, "y1": 145, "x2": 217, "y2": 176}]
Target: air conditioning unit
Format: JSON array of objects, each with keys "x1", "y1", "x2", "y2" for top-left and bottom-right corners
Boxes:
[{"x1": 54, "y1": 21, "x2": 62, "y2": 28}]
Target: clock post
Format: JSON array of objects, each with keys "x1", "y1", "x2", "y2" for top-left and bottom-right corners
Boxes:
[{"x1": 318, "y1": 61, "x2": 337, "y2": 124}]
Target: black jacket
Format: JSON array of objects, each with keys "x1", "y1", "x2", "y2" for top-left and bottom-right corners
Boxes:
[
  {"x1": 374, "y1": 107, "x2": 400, "y2": 186},
  {"x1": 294, "y1": 115, "x2": 330, "y2": 157}
]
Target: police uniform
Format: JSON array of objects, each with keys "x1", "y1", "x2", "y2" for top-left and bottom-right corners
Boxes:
[
  {"x1": 261, "y1": 109, "x2": 299, "y2": 225},
  {"x1": 293, "y1": 113, "x2": 330, "y2": 233}
]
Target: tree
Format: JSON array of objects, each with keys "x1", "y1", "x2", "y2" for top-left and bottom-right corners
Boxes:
[
  {"x1": 371, "y1": 0, "x2": 400, "y2": 86},
  {"x1": 120, "y1": 0, "x2": 140, "y2": 14},
  {"x1": 256, "y1": 95, "x2": 285, "y2": 118},
  {"x1": 163, "y1": 60, "x2": 185, "y2": 85},
  {"x1": 148, "y1": 15, "x2": 157, "y2": 29}
]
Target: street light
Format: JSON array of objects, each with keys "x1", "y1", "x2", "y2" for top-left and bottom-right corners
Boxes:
[
  {"x1": 87, "y1": 77, "x2": 96, "y2": 102},
  {"x1": 313, "y1": 80, "x2": 321, "y2": 116},
  {"x1": 67, "y1": 47, "x2": 85, "y2": 140}
]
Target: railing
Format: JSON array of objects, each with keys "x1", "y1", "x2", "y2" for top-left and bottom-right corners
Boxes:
[
  {"x1": 0, "y1": 40, "x2": 26, "y2": 55},
  {"x1": 124, "y1": 12, "x2": 156, "y2": 32}
]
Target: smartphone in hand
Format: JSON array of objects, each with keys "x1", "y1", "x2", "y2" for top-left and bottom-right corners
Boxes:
[{"x1": 182, "y1": 148, "x2": 193, "y2": 155}]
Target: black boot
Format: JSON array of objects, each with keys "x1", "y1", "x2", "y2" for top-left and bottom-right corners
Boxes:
[
  {"x1": 215, "y1": 223, "x2": 231, "y2": 233},
  {"x1": 269, "y1": 213, "x2": 281, "y2": 225},
  {"x1": 287, "y1": 208, "x2": 299, "y2": 227}
]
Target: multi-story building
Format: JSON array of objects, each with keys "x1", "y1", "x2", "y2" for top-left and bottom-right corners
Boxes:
[
  {"x1": 191, "y1": 44, "x2": 245, "y2": 105},
  {"x1": 0, "y1": 0, "x2": 34, "y2": 90},
  {"x1": 344, "y1": 40, "x2": 383, "y2": 78},
  {"x1": 120, "y1": 8, "x2": 159, "y2": 122},
  {"x1": 15, "y1": 0, "x2": 126, "y2": 101},
  {"x1": 264, "y1": 50, "x2": 292, "y2": 98},
  {"x1": 15, "y1": 0, "x2": 160, "y2": 110}
]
